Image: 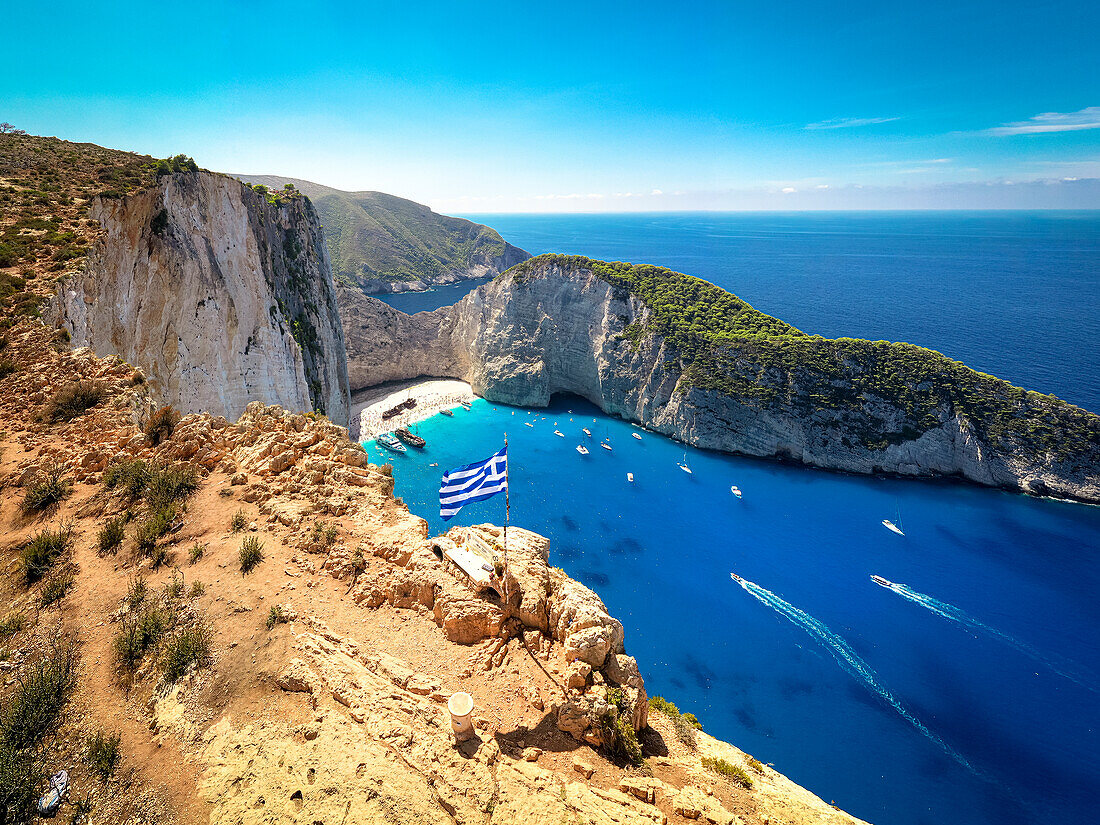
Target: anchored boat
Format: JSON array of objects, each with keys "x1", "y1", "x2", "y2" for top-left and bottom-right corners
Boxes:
[
  {"x1": 394, "y1": 427, "x2": 425, "y2": 448},
  {"x1": 730, "y1": 485, "x2": 742, "y2": 499},
  {"x1": 576, "y1": 445, "x2": 589, "y2": 455},
  {"x1": 377, "y1": 432, "x2": 407, "y2": 453}
]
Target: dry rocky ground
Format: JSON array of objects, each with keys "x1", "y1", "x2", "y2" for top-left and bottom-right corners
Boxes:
[{"x1": 0, "y1": 319, "x2": 867, "y2": 825}]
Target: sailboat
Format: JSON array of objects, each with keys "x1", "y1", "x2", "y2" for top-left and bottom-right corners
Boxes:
[
  {"x1": 882, "y1": 500, "x2": 905, "y2": 535},
  {"x1": 677, "y1": 453, "x2": 692, "y2": 474}
]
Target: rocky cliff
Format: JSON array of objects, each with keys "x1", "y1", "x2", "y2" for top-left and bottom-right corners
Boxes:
[
  {"x1": 342, "y1": 255, "x2": 1100, "y2": 503},
  {"x1": 229, "y1": 174, "x2": 530, "y2": 293},
  {"x1": 49, "y1": 171, "x2": 350, "y2": 425}
]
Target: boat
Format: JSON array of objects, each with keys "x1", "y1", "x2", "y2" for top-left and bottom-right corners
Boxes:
[
  {"x1": 627, "y1": 472, "x2": 634, "y2": 482},
  {"x1": 582, "y1": 428, "x2": 592, "y2": 437},
  {"x1": 632, "y1": 432, "x2": 642, "y2": 440},
  {"x1": 882, "y1": 519, "x2": 905, "y2": 536},
  {"x1": 576, "y1": 445, "x2": 589, "y2": 455},
  {"x1": 525, "y1": 422, "x2": 534, "y2": 428},
  {"x1": 394, "y1": 427, "x2": 425, "y2": 448},
  {"x1": 429, "y1": 462, "x2": 438, "y2": 467},
  {"x1": 730, "y1": 485, "x2": 742, "y2": 499},
  {"x1": 882, "y1": 500, "x2": 905, "y2": 535},
  {"x1": 440, "y1": 408, "x2": 454, "y2": 417},
  {"x1": 554, "y1": 430, "x2": 565, "y2": 438},
  {"x1": 601, "y1": 442, "x2": 612, "y2": 451},
  {"x1": 870, "y1": 574, "x2": 893, "y2": 587},
  {"x1": 730, "y1": 572, "x2": 743, "y2": 583},
  {"x1": 460, "y1": 401, "x2": 471, "y2": 411},
  {"x1": 677, "y1": 452, "x2": 692, "y2": 474},
  {"x1": 377, "y1": 432, "x2": 407, "y2": 453}
]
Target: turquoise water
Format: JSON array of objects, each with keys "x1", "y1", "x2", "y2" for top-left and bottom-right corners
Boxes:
[
  {"x1": 366, "y1": 212, "x2": 1100, "y2": 825},
  {"x1": 368, "y1": 398, "x2": 1100, "y2": 825}
]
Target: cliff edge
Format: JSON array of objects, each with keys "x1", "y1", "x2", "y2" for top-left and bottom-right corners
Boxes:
[{"x1": 49, "y1": 170, "x2": 350, "y2": 425}]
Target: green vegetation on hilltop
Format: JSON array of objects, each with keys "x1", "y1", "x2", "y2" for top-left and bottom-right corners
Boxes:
[
  {"x1": 231, "y1": 175, "x2": 528, "y2": 289},
  {"x1": 509, "y1": 254, "x2": 1100, "y2": 459}
]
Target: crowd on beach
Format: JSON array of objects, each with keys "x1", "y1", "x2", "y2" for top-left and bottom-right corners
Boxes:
[{"x1": 358, "y1": 390, "x2": 474, "y2": 440}]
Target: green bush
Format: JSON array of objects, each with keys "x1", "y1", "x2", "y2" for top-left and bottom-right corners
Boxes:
[
  {"x1": 0, "y1": 613, "x2": 24, "y2": 638},
  {"x1": 1, "y1": 639, "x2": 78, "y2": 752},
  {"x1": 44, "y1": 379, "x2": 106, "y2": 422},
  {"x1": 0, "y1": 357, "x2": 16, "y2": 379},
  {"x1": 21, "y1": 462, "x2": 71, "y2": 514},
  {"x1": 160, "y1": 622, "x2": 211, "y2": 683},
  {"x1": 265, "y1": 605, "x2": 288, "y2": 630},
  {"x1": 21, "y1": 522, "x2": 72, "y2": 583},
  {"x1": 98, "y1": 515, "x2": 126, "y2": 555},
  {"x1": 84, "y1": 730, "x2": 121, "y2": 781},
  {"x1": 230, "y1": 509, "x2": 247, "y2": 532},
  {"x1": 103, "y1": 457, "x2": 148, "y2": 499},
  {"x1": 648, "y1": 695, "x2": 699, "y2": 748},
  {"x1": 188, "y1": 542, "x2": 205, "y2": 564},
  {"x1": 239, "y1": 536, "x2": 264, "y2": 574},
  {"x1": 746, "y1": 756, "x2": 764, "y2": 773},
  {"x1": 189, "y1": 581, "x2": 205, "y2": 598},
  {"x1": 600, "y1": 687, "x2": 643, "y2": 765},
  {"x1": 144, "y1": 462, "x2": 198, "y2": 508},
  {"x1": 38, "y1": 568, "x2": 74, "y2": 607},
  {"x1": 144, "y1": 405, "x2": 181, "y2": 445},
  {"x1": 701, "y1": 756, "x2": 754, "y2": 789},
  {"x1": 125, "y1": 575, "x2": 147, "y2": 610},
  {"x1": 114, "y1": 604, "x2": 169, "y2": 673}
]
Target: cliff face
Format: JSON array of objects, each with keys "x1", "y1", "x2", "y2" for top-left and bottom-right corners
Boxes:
[
  {"x1": 50, "y1": 171, "x2": 350, "y2": 425},
  {"x1": 342, "y1": 258, "x2": 1100, "y2": 503}
]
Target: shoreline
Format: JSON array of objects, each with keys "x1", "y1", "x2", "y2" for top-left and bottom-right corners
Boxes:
[{"x1": 351, "y1": 378, "x2": 476, "y2": 441}]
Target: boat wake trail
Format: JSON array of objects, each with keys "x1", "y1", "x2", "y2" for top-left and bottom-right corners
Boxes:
[
  {"x1": 886, "y1": 582, "x2": 1097, "y2": 693},
  {"x1": 732, "y1": 574, "x2": 980, "y2": 776}
]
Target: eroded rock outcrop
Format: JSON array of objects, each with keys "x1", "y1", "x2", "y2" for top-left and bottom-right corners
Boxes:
[{"x1": 49, "y1": 171, "x2": 350, "y2": 425}]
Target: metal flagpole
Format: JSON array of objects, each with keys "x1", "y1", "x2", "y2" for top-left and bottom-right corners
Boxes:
[{"x1": 503, "y1": 432, "x2": 509, "y2": 602}]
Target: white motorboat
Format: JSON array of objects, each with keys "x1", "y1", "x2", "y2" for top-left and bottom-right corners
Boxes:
[
  {"x1": 525, "y1": 421, "x2": 534, "y2": 427},
  {"x1": 632, "y1": 432, "x2": 642, "y2": 440},
  {"x1": 627, "y1": 472, "x2": 634, "y2": 482},
  {"x1": 601, "y1": 442, "x2": 612, "y2": 451},
  {"x1": 870, "y1": 574, "x2": 893, "y2": 587},
  {"x1": 554, "y1": 430, "x2": 565, "y2": 438},
  {"x1": 730, "y1": 485, "x2": 742, "y2": 499},
  {"x1": 576, "y1": 445, "x2": 589, "y2": 455},
  {"x1": 582, "y1": 428, "x2": 592, "y2": 437},
  {"x1": 678, "y1": 452, "x2": 692, "y2": 474}
]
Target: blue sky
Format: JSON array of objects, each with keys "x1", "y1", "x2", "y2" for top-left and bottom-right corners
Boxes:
[{"x1": 4, "y1": 0, "x2": 1098, "y2": 211}]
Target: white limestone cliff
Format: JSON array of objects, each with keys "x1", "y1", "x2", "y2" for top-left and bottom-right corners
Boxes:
[
  {"x1": 49, "y1": 171, "x2": 350, "y2": 425},
  {"x1": 339, "y1": 260, "x2": 1100, "y2": 504}
]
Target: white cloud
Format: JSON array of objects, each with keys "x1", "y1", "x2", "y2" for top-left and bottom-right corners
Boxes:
[
  {"x1": 781, "y1": 186, "x2": 797, "y2": 193},
  {"x1": 986, "y1": 106, "x2": 1100, "y2": 136},
  {"x1": 651, "y1": 188, "x2": 663, "y2": 195},
  {"x1": 804, "y1": 116, "x2": 899, "y2": 130}
]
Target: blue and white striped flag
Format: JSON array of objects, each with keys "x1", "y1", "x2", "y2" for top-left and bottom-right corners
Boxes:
[{"x1": 439, "y1": 445, "x2": 508, "y2": 520}]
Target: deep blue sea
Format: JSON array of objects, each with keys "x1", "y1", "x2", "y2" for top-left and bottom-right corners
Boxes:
[{"x1": 372, "y1": 212, "x2": 1100, "y2": 825}]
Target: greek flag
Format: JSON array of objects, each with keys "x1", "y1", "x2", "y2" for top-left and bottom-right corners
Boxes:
[{"x1": 439, "y1": 445, "x2": 508, "y2": 520}]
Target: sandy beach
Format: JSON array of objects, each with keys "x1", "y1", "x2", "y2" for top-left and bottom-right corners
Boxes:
[{"x1": 350, "y1": 378, "x2": 476, "y2": 442}]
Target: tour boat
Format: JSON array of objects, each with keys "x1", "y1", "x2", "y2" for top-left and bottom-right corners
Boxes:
[
  {"x1": 576, "y1": 445, "x2": 589, "y2": 455},
  {"x1": 554, "y1": 430, "x2": 565, "y2": 438},
  {"x1": 730, "y1": 572, "x2": 743, "y2": 583},
  {"x1": 632, "y1": 432, "x2": 642, "y2": 440},
  {"x1": 377, "y1": 432, "x2": 407, "y2": 453},
  {"x1": 582, "y1": 428, "x2": 592, "y2": 437},
  {"x1": 870, "y1": 574, "x2": 893, "y2": 587},
  {"x1": 730, "y1": 485, "x2": 742, "y2": 499},
  {"x1": 627, "y1": 472, "x2": 634, "y2": 483}
]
